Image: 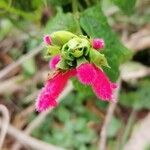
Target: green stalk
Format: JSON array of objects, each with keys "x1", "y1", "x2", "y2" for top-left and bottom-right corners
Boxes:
[
  {"x1": 117, "y1": 110, "x2": 137, "y2": 150},
  {"x1": 72, "y1": 0, "x2": 82, "y2": 34}
]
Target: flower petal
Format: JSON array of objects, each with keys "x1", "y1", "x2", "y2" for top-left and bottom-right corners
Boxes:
[
  {"x1": 92, "y1": 65, "x2": 117, "y2": 101},
  {"x1": 77, "y1": 63, "x2": 97, "y2": 85},
  {"x1": 36, "y1": 87, "x2": 57, "y2": 112},
  {"x1": 43, "y1": 35, "x2": 52, "y2": 45},
  {"x1": 36, "y1": 69, "x2": 76, "y2": 112},
  {"x1": 49, "y1": 55, "x2": 61, "y2": 69},
  {"x1": 92, "y1": 38, "x2": 105, "y2": 50}
]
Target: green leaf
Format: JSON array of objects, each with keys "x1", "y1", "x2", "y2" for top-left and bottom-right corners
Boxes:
[
  {"x1": 22, "y1": 58, "x2": 37, "y2": 76},
  {"x1": 48, "y1": 0, "x2": 71, "y2": 6},
  {"x1": 112, "y1": 0, "x2": 137, "y2": 15},
  {"x1": 120, "y1": 79, "x2": 150, "y2": 110},
  {"x1": 44, "y1": 11, "x2": 78, "y2": 34},
  {"x1": 107, "y1": 117, "x2": 122, "y2": 138},
  {"x1": 80, "y1": 5, "x2": 132, "y2": 81},
  {"x1": 71, "y1": 78, "x2": 94, "y2": 97},
  {"x1": 0, "y1": 0, "x2": 40, "y2": 20}
]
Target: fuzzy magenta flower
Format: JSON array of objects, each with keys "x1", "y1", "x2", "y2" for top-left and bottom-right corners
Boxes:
[
  {"x1": 77, "y1": 63, "x2": 117, "y2": 101},
  {"x1": 77, "y1": 63, "x2": 97, "y2": 85},
  {"x1": 43, "y1": 35, "x2": 52, "y2": 45},
  {"x1": 36, "y1": 62, "x2": 117, "y2": 112},
  {"x1": 49, "y1": 55, "x2": 61, "y2": 69},
  {"x1": 36, "y1": 70, "x2": 76, "y2": 112},
  {"x1": 91, "y1": 65, "x2": 117, "y2": 101},
  {"x1": 92, "y1": 38, "x2": 105, "y2": 49},
  {"x1": 36, "y1": 31, "x2": 117, "y2": 112}
]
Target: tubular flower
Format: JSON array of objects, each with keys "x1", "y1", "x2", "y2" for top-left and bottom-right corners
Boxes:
[
  {"x1": 36, "y1": 69, "x2": 76, "y2": 112},
  {"x1": 91, "y1": 65, "x2": 117, "y2": 101},
  {"x1": 36, "y1": 31, "x2": 117, "y2": 112},
  {"x1": 43, "y1": 35, "x2": 52, "y2": 45},
  {"x1": 92, "y1": 38, "x2": 105, "y2": 50},
  {"x1": 77, "y1": 63, "x2": 97, "y2": 85},
  {"x1": 49, "y1": 55, "x2": 61, "y2": 69}
]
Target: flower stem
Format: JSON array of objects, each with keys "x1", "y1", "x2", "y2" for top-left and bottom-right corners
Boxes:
[
  {"x1": 72, "y1": 0, "x2": 82, "y2": 34},
  {"x1": 117, "y1": 110, "x2": 137, "y2": 150}
]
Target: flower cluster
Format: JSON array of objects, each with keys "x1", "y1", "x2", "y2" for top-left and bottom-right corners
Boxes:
[{"x1": 36, "y1": 31, "x2": 117, "y2": 112}]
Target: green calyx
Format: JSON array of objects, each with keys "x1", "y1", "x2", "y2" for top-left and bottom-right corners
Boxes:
[
  {"x1": 46, "y1": 45, "x2": 60, "y2": 56},
  {"x1": 51, "y1": 31, "x2": 77, "y2": 46},
  {"x1": 89, "y1": 48, "x2": 110, "y2": 68},
  {"x1": 45, "y1": 30, "x2": 109, "y2": 70}
]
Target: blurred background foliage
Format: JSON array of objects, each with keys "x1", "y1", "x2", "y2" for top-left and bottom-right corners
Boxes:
[{"x1": 0, "y1": 0, "x2": 150, "y2": 150}]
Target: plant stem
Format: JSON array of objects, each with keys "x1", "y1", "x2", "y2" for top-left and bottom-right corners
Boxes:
[
  {"x1": 72, "y1": 0, "x2": 82, "y2": 34},
  {"x1": 117, "y1": 110, "x2": 137, "y2": 150}
]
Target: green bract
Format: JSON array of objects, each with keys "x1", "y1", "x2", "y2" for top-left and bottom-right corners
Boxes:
[
  {"x1": 89, "y1": 48, "x2": 110, "y2": 68},
  {"x1": 47, "y1": 45, "x2": 60, "y2": 56},
  {"x1": 51, "y1": 31, "x2": 77, "y2": 46},
  {"x1": 46, "y1": 30, "x2": 109, "y2": 70}
]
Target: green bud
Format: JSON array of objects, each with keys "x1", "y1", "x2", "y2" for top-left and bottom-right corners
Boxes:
[
  {"x1": 51, "y1": 31, "x2": 77, "y2": 46},
  {"x1": 62, "y1": 37, "x2": 90, "y2": 58},
  {"x1": 89, "y1": 48, "x2": 110, "y2": 68},
  {"x1": 56, "y1": 58, "x2": 69, "y2": 70},
  {"x1": 61, "y1": 46, "x2": 74, "y2": 61},
  {"x1": 46, "y1": 45, "x2": 60, "y2": 56}
]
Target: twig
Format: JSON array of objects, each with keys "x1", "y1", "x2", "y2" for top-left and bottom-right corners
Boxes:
[
  {"x1": 124, "y1": 113, "x2": 150, "y2": 150},
  {"x1": 99, "y1": 79, "x2": 121, "y2": 150},
  {"x1": 0, "y1": 44, "x2": 44, "y2": 80},
  {"x1": 0, "y1": 105, "x2": 10, "y2": 149},
  {"x1": 8, "y1": 125, "x2": 65, "y2": 150},
  {"x1": 12, "y1": 82, "x2": 73, "y2": 150},
  {"x1": 123, "y1": 29, "x2": 150, "y2": 52},
  {"x1": 117, "y1": 110, "x2": 137, "y2": 150},
  {"x1": 120, "y1": 63, "x2": 150, "y2": 82},
  {"x1": 0, "y1": 70, "x2": 48, "y2": 94}
]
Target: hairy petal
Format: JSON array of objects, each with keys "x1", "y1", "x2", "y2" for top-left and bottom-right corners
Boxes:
[
  {"x1": 77, "y1": 63, "x2": 97, "y2": 85},
  {"x1": 36, "y1": 69, "x2": 76, "y2": 112},
  {"x1": 92, "y1": 65, "x2": 117, "y2": 101},
  {"x1": 35, "y1": 87, "x2": 57, "y2": 112},
  {"x1": 92, "y1": 38, "x2": 105, "y2": 50},
  {"x1": 43, "y1": 35, "x2": 52, "y2": 45},
  {"x1": 49, "y1": 55, "x2": 61, "y2": 69}
]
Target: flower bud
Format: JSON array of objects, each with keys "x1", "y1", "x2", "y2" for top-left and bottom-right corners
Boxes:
[
  {"x1": 51, "y1": 31, "x2": 77, "y2": 46},
  {"x1": 43, "y1": 35, "x2": 52, "y2": 45},
  {"x1": 92, "y1": 38, "x2": 104, "y2": 50}
]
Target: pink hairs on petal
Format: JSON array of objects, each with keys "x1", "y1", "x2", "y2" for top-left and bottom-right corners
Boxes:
[
  {"x1": 36, "y1": 69, "x2": 76, "y2": 112},
  {"x1": 77, "y1": 63, "x2": 97, "y2": 85},
  {"x1": 91, "y1": 65, "x2": 117, "y2": 101},
  {"x1": 36, "y1": 87, "x2": 57, "y2": 112},
  {"x1": 49, "y1": 55, "x2": 61, "y2": 69},
  {"x1": 43, "y1": 35, "x2": 52, "y2": 45},
  {"x1": 92, "y1": 38, "x2": 105, "y2": 50}
]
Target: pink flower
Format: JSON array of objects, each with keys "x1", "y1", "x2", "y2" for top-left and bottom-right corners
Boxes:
[
  {"x1": 92, "y1": 38, "x2": 105, "y2": 50},
  {"x1": 91, "y1": 65, "x2": 117, "y2": 101},
  {"x1": 77, "y1": 63, "x2": 97, "y2": 85},
  {"x1": 36, "y1": 62, "x2": 117, "y2": 112},
  {"x1": 36, "y1": 69, "x2": 76, "y2": 112},
  {"x1": 36, "y1": 87, "x2": 57, "y2": 112},
  {"x1": 49, "y1": 55, "x2": 61, "y2": 69},
  {"x1": 77, "y1": 63, "x2": 117, "y2": 101},
  {"x1": 43, "y1": 35, "x2": 52, "y2": 45}
]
